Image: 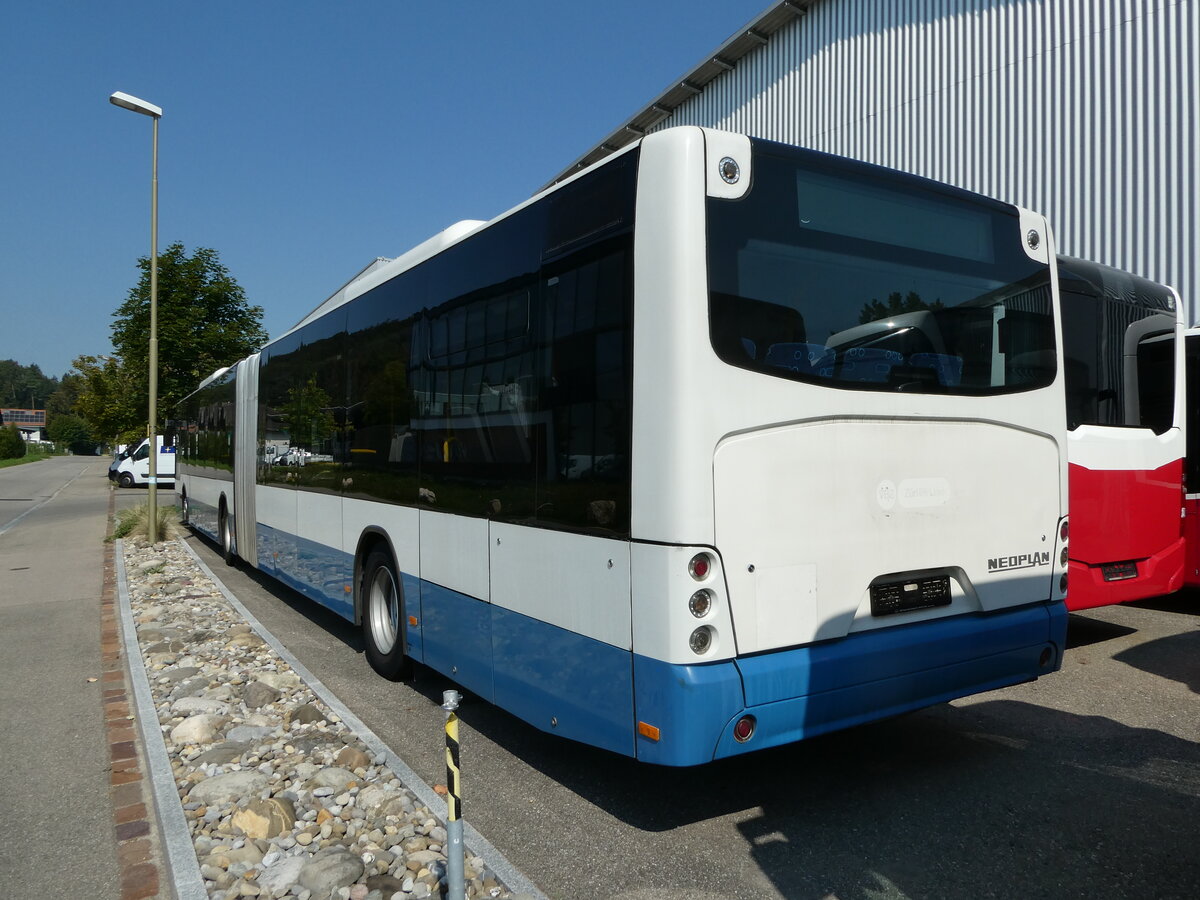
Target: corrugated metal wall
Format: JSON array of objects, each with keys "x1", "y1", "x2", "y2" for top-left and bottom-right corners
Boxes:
[{"x1": 656, "y1": 0, "x2": 1199, "y2": 320}]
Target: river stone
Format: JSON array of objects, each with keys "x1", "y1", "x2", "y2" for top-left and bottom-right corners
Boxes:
[
  {"x1": 226, "y1": 724, "x2": 274, "y2": 743},
  {"x1": 354, "y1": 783, "x2": 392, "y2": 814},
  {"x1": 307, "y1": 767, "x2": 357, "y2": 792},
  {"x1": 231, "y1": 796, "x2": 296, "y2": 840},
  {"x1": 226, "y1": 632, "x2": 266, "y2": 649},
  {"x1": 290, "y1": 734, "x2": 336, "y2": 756},
  {"x1": 244, "y1": 680, "x2": 281, "y2": 709},
  {"x1": 365, "y1": 874, "x2": 408, "y2": 897},
  {"x1": 287, "y1": 704, "x2": 327, "y2": 726},
  {"x1": 192, "y1": 742, "x2": 249, "y2": 766},
  {"x1": 230, "y1": 801, "x2": 296, "y2": 844},
  {"x1": 254, "y1": 671, "x2": 301, "y2": 691},
  {"x1": 188, "y1": 771, "x2": 269, "y2": 805},
  {"x1": 170, "y1": 676, "x2": 210, "y2": 699},
  {"x1": 160, "y1": 665, "x2": 203, "y2": 684},
  {"x1": 335, "y1": 746, "x2": 372, "y2": 772},
  {"x1": 257, "y1": 855, "x2": 306, "y2": 895},
  {"x1": 170, "y1": 713, "x2": 225, "y2": 745},
  {"x1": 298, "y1": 847, "x2": 364, "y2": 897},
  {"x1": 172, "y1": 696, "x2": 227, "y2": 716}
]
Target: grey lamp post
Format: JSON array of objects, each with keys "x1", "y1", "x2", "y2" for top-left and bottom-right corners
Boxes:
[{"x1": 109, "y1": 91, "x2": 162, "y2": 541}]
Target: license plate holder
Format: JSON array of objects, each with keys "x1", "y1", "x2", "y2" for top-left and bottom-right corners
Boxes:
[
  {"x1": 870, "y1": 575, "x2": 952, "y2": 617},
  {"x1": 1101, "y1": 561, "x2": 1138, "y2": 582}
]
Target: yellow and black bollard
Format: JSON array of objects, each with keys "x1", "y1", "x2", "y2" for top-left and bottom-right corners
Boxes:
[{"x1": 442, "y1": 689, "x2": 465, "y2": 899}]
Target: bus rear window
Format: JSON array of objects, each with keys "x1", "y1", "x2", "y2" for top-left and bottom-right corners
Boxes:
[{"x1": 707, "y1": 142, "x2": 1055, "y2": 395}]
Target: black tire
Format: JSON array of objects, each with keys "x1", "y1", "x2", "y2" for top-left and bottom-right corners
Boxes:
[
  {"x1": 180, "y1": 492, "x2": 190, "y2": 526},
  {"x1": 219, "y1": 506, "x2": 236, "y2": 566},
  {"x1": 361, "y1": 547, "x2": 413, "y2": 681},
  {"x1": 118, "y1": 472, "x2": 134, "y2": 488}
]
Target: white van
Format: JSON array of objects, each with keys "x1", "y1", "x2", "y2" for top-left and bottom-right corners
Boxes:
[{"x1": 112, "y1": 436, "x2": 175, "y2": 488}]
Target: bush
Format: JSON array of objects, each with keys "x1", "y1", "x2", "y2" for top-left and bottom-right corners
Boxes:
[{"x1": 0, "y1": 425, "x2": 26, "y2": 459}]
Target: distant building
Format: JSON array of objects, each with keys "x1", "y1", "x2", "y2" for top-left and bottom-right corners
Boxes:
[
  {"x1": 0, "y1": 408, "x2": 47, "y2": 442},
  {"x1": 553, "y1": 0, "x2": 1199, "y2": 320}
]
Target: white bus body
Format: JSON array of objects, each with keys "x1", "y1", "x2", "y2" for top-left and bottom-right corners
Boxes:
[{"x1": 178, "y1": 127, "x2": 1069, "y2": 765}]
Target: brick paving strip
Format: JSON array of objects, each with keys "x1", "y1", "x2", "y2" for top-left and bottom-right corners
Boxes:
[{"x1": 100, "y1": 487, "x2": 175, "y2": 900}]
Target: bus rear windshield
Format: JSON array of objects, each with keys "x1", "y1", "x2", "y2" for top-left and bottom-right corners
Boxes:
[{"x1": 707, "y1": 142, "x2": 1056, "y2": 395}]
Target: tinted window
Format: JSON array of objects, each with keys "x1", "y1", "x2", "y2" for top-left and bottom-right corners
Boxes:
[
  {"x1": 1187, "y1": 336, "x2": 1200, "y2": 490},
  {"x1": 257, "y1": 315, "x2": 347, "y2": 494},
  {"x1": 338, "y1": 150, "x2": 637, "y2": 537},
  {"x1": 1058, "y1": 258, "x2": 1177, "y2": 433},
  {"x1": 179, "y1": 369, "x2": 236, "y2": 477},
  {"x1": 708, "y1": 141, "x2": 1055, "y2": 395}
]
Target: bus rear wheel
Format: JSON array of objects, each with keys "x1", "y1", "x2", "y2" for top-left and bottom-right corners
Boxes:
[{"x1": 362, "y1": 547, "x2": 413, "y2": 681}]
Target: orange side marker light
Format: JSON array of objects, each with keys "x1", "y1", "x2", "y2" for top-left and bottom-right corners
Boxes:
[{"x1": 637, "y1": 721, "x2": 661, "y2": 742}]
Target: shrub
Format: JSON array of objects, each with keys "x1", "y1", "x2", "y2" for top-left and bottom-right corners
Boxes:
[
  {"x1": 111, "y1": 502, "x2": 179, "y2": 542},
  {"x1": 0, "y1": 425, "x2": 26, "y2": 459}
]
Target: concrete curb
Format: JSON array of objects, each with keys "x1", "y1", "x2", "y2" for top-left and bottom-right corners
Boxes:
[{"x1": 115, "y1": 539, "x2": 210, "y2": 900}]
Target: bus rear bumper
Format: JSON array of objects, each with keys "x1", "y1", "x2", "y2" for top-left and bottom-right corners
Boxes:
[
  {"x1": 634, "y1": 600, "x2": 1066, "y2": 766},
  {"x1": 1066, "y1": 537, "x2": 1185, "y2": 610}
]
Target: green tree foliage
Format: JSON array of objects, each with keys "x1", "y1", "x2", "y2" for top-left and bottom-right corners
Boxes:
[
  {"x1": 858, "y1": 291, "x2": 944, "y2": 325},
  {"x1": 92, "y1": 243, "x2": 268, "y2": 440},
  {"x1": 46, "y1": 372, "x2": 85, "y2": 423},
  {"x1": 0, "y1": 424, "x2": 26, "y2": 459},
  {"x1": 73, "y1": 355, "x2": 142, "y2": 447},
  {"x1": 0, "y1": 359, "x2": 58, "y2": 409},
  {"x1": 47, "y1": 414, "x2": 96, "y2": 455}
]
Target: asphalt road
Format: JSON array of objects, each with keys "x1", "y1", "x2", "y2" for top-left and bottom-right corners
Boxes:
[
  {"x1": 183, "y1": 528, "x2": 1200, "y2": 900},
  {"x1": 0, "y1": 457, "x2": 120, "y2": 899}
]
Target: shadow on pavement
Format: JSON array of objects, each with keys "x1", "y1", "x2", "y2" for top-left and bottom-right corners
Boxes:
[
  {"x1": 1065, "y1": 613, "x2": 1137, "y2": 649},
  {"x1": 1114, "y1": 630, "x2": 1200, "y2": 694}
]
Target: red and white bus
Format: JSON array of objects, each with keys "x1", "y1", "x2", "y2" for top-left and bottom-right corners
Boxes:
[{"x1": 1059, "y1": 257, "x2": 1185, "y2": 610}]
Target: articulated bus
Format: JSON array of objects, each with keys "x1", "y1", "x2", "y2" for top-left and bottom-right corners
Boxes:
[
  {"x1": 177, "y1": 127, "x2": 1068, "y2": 766},
  {"x1": 1058, "y1": 258, "x2": 1186, "y2": 610}
]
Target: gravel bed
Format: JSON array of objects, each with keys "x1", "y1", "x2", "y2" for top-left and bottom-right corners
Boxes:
[{"x1": 122, "y1": 537, "x2": 528, "y2": 900}]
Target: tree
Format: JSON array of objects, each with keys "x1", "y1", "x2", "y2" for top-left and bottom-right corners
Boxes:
[
  {"x1": 0, "y1": 425, "x2": 25, "y2": 460},
  {"x1": 47, "y1": 414, "x2": 96, "y2": 455},
  {"x1": 0, "y1": 360, "x2": 58, "y2": 409},
  {"x1": 102, "y1": 243, "x2": 268, "y2": 437},
  {"x1": 72, "y1": 355, "x2": 142, "y2": 448},
  {"x1": 45, "y1": 372, "x2": 85, "y2": 423}
]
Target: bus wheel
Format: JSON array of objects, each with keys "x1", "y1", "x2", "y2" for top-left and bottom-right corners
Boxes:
[
  {"x1": 362, "y1": 548, "x2": 413, "y2": 681},
  {"x1": 219, "y1": 507, "x2": 235, "y2": 566},
  {"x1": 180, "y1": 492, "x2": 190, "y2": 526},
  {"x1": 118, "y1": 472, "x2": 134, "y2": 488}
]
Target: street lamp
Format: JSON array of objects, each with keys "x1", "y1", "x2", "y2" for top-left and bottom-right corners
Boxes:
[{"x1": 110, "y1": 90, "x2": 162, "y2": 541}]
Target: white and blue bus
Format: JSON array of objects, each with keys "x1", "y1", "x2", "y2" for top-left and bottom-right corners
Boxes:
[{"x1": 177, "y1": 127, "x2": 1069, "y2": 766}]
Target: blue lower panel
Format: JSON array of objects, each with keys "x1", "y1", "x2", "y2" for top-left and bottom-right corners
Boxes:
[
  {"x1": 257, "y1": 524, "x2": 354, "y2": 620},
  {"x1": 420, "y1": 582, "x2": 495, "y2": 702},
  {"x1": 492, "y1": 606, "x2": 635, "y2": 758},
  {"x1": 635, "y1": 601, "x2": 1067, "y2": 766},
  {"x1": 632, "y1": 655, "x2": 746, "y2": 766}
]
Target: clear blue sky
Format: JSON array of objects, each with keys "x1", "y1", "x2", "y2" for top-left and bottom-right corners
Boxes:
[{"x1": 1, "y1": 0, "x2": 769, "y2": 382}]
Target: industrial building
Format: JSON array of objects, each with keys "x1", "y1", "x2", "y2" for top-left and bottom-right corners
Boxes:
[{"x1": 552, "y1": 0, "x2": 1198, "y2": 320}]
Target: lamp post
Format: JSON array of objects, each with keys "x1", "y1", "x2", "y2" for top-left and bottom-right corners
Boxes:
[{"x1": 110, "y1": 91, "x2": 162, "y2": 541}]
